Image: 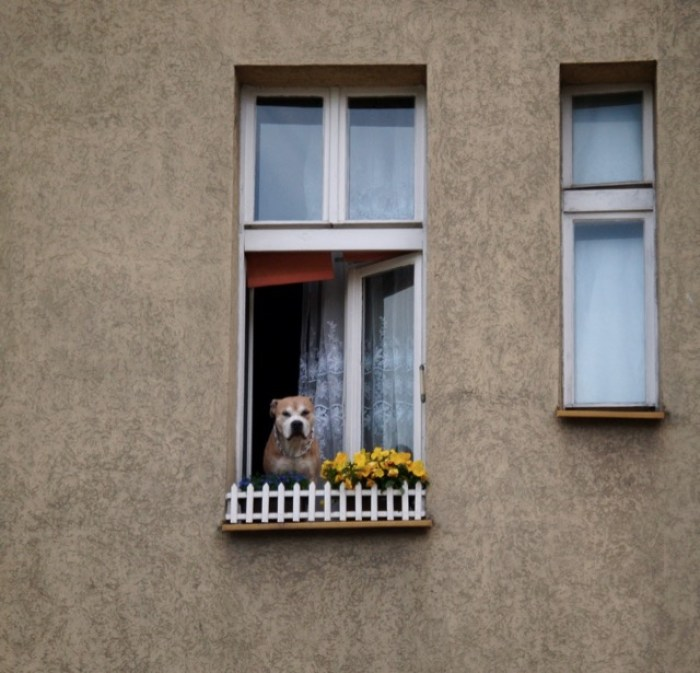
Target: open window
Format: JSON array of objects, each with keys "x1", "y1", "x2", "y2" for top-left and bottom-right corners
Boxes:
[
  {"x1": 241, "y1": 252, "x2": 423, "y2": 477},
  {"x1": 561, "y1": 79, "x2": 659, "y2": 409},
  {"x1": 236, "y1": 85, "x2": 426, "y2": 481}
]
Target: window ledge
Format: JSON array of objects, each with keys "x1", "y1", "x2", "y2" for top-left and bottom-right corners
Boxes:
[
  {"x1": 556, "y1": 407, "x2": 666, "y2": 420},
  {"x1": 221, "y1": 519, "x2": 432, "y2": 533}
]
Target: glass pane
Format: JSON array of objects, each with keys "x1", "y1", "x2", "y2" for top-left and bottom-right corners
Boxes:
[
  {"x1": 574, "y1": 221, "x2": 646, "y2": 404},
  {"x1": 572, "y1": 92, "x2": 643, "y2": 185},
  {"x1": 255, "y1": 97, "x2": 323, "y2": 220},
  {"x1": 362, "y1": 265, "x2": 414, "y2": 452},
  {"x1": 348, "y1": 97, "x2": 415, "y2": 220}
]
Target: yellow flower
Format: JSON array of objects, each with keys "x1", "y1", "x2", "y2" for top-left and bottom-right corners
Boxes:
[
  {"x1": 371, "y1": 447, "x2": 388, "y2": 461},
  {"x1": 343, "y1": 478, "x2": 354, "y2": 489},
  {"x1": 357, "y1": 464, "x2": 373, "y2": 478},
  {"x1": 320, "y1": 464, "x2": 331, "y2": 480},
  {"x1": 353, "y1": 450, "x2": 367, "y2": 468},
  {"x1": 387, "y1": 467, "x2": 399, "y2": 478},
  {"x1": 372, "y1": 466, "x2": 385, "y2": 478},
  {"x1": 393, "y1": 452, "x2": 411, "y2": 465},
  {"x1": 410, "y1": 460, "x2": 427, "y2": 478},
  {"x1": 333, "y1": 452, "x2": 348, "y2": 469}
]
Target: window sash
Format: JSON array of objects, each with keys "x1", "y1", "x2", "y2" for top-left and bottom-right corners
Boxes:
[
  {"x1": 253, "y1": 96, "x2": 325, "y2": 221},
  {"x1": 240, "y1": 86, "x2": 425, "y2": 225},
  {"x1": 561, "y1": 83, "x2": 654, "y2": 189},
  {"x1": 562, "y1": 212, "x2": 658, "y2": 407},
  {"x1": 241, "y1": 88, "x2": 331, "y2": 225},
  {"x1": 345, "y1": 253, "x2": 424, "y2": 458}
]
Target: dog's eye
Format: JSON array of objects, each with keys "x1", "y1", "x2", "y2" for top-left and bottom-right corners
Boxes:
[
  {"x1": 301, "y1": 410, "x2": 310, "y2": 417},
  {"x1": 282, "y1": 411, "x2": 291, "y2": 417}
]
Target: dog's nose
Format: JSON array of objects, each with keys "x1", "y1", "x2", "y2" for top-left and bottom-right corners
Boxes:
[{"x1": 290, "y1": 420, "x2": 304, "y2": 435}]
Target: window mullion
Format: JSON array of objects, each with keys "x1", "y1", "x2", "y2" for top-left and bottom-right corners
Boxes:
[{"x1": 328, "y1": 88, "x2": 342, "y2": 223}]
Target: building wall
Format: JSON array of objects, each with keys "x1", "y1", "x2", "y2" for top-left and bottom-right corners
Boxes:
[{"x1": 2, "y1": 1, "x2": 699, "y2": 672}]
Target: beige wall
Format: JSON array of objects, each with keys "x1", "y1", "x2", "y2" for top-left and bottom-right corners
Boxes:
[{"x1": 2, "y1": 1, "x2": 699, "y2": 671}]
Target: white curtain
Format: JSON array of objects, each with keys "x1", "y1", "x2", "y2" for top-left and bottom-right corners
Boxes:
[
  {"x1": 347, "y1": 99, "x2": 415, "y2": 220},
  {"x1": 572, "y1": 92, "x2": 643, "y2": 185},
  {"x1": 298, "y1": 262, "x2": 346, "y2": 461},
  {"x1": 574, "y1": 221, "x2": 646, "y2": 404},
  {"x1": 298, "y1": 260, "x2": 416, "y2": 458}
]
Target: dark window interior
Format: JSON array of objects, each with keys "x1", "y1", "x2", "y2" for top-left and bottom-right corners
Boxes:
[{"x1": 248, "y1": 283, "x2": 303, "y2": 475}]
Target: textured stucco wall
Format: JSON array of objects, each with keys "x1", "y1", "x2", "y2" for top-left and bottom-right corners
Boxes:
[{"x1": 2, "y1": 1, "x2": 699, "y2": 672}]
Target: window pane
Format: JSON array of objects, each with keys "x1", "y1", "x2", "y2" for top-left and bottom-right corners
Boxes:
[
  {"x1": 574, "y1": 221, "x2": 646, "y2": 404},
  {"x1": 362, "y1": 265, "x2": 414, "y2": 451},
  {"x1": 348, "y1": 97, "x2": 415, "y2": 220},
  {"x1": 572, "y1": 92, "x2": 643, "y2": 185},
  {"x1": 255, "y1": 97, "x2": 323, "y2": 220}
]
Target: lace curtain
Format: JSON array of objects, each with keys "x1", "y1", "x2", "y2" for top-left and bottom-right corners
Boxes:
[
  {"x1": 299, "y1": 260, "x2": 415, "y2": 459},
  {"x1": 362, "y1": 265, "x2": 414, "y2": 453},
  {"x1": 298, "y1": 263, "x2": 346, "y2": 461}
]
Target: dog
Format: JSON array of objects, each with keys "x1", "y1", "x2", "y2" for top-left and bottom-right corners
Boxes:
[{"x1": 262, "y1": 396, "x2": 321, "y2": 482}]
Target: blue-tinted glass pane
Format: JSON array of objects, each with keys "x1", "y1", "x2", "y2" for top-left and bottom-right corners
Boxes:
[
  {"x1": 574, "y1": 221, "x2": 645, "y2": 404},
  {"x1": 362, "y1": 265, "x2": 414, "y2": 452},
  {"x1": 572, "y1": 92, "x2": 643, "y2": 185},
  {"x1": 255, "y1": 98, "x2": 323, "y2": 221},
  {"x1": 348, "y1": 98, "x2": 415, "y2": 220}
]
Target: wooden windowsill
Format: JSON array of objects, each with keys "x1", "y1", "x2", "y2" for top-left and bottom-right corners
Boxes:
[
  {"x1": 221, "y1": 519, "x2": 433, "y2": 533},
  {"x1": 556, "y1": 408, "x2": 666, "y2": 420}
]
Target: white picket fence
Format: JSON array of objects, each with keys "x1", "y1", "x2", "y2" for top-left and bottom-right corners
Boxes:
[{"x1": 225, "y1": 481, "x2": 427, "y2": 524}]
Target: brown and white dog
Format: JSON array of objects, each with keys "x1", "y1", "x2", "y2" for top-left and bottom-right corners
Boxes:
[{"x1": 262, "y1": 395, "x2": 321, "y2": 482}]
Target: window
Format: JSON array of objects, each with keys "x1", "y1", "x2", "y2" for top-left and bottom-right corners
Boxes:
[
  {"x1": 241, "y1": 88, "x2": 425, "y2": 226},
  {"x1": 561, "y1": 82, "x2": 658, "y2": 408},
  {"x1": 237, "y1": 86, "x2": 426, "y2": 479}
]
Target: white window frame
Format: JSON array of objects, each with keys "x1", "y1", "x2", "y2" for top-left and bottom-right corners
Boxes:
[
  {"x1": 561, "y1": 82, "x2": 658, "y2": 408},
  {"x1": 240, "y1": 86, "x2": 426, "y2": 232},
  {"x1": 344, "y1": 253, "x2": 424, "y2": 458},
  {"x1": 236, "y1": 85, "x2": 427, "y2": 479},
  {"x1": 561, "y1": 83, "x2": 654, "y2": 189},
  {"x1": 562, "y1": 211, "x2": 658, "y2": 407},
  {"x1": 336, "y1": 89, "x2": 426, "y2": 225}
]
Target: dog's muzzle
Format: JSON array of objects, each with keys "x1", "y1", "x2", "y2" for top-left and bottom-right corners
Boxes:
[{"x1": 290, "y1": 420, "x2": 306, "y2": 437}]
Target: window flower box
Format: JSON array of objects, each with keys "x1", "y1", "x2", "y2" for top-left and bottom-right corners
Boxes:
[
  {"x1": 224, "y1": 449, "x2": 429, "y2": 528},
  {"x1": 225, "y1": 481, "x2": 428, "y2": 525}
]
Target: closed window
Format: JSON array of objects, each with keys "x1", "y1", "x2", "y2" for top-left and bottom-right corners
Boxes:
[{"x1": 561, "y1": 83, "x2": 658, "y2": 408}]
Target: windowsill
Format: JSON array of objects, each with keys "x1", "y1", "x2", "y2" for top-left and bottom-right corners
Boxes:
[
  {"x1": 221, "y1": 519, "x2": 433, "y2": 533},
  {"x1": 556, "y1": 407, "x2": 666, "y2": 420}
]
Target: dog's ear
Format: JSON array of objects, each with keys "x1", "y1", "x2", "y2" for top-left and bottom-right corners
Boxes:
[{"x1": 269, "y1": 399, "x2": 279, "y2": 417}]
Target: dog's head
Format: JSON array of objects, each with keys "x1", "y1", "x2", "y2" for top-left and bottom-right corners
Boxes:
[{"x1": 270, "y1": 396, "x2": 315, "y2": 442}]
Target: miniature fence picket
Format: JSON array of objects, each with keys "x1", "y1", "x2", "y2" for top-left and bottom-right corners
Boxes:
[{"x1": 225, "y1": 481, "x2": 427, "y2": 524}]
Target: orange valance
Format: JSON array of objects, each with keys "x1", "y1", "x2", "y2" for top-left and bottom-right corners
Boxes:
[{"x1": 246, "y1": 252, "x2": 335, "y2": 288}]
